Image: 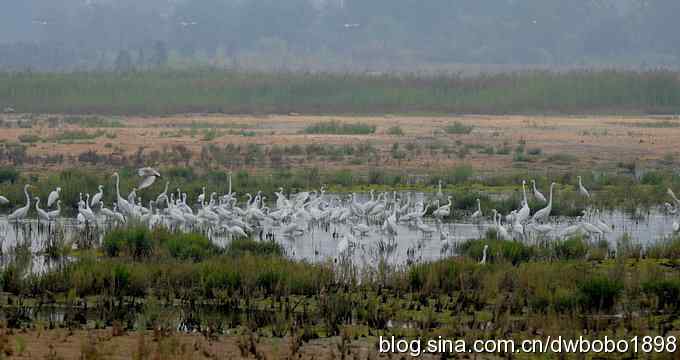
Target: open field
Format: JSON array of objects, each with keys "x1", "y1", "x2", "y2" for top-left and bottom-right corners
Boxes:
[{"x1": 2, "y1": 113, "x2": 680, "y2": 176}]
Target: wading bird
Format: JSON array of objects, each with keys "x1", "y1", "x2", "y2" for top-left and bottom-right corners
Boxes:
[
  {"x1": 532, "y1": 179, "x2": 546, "y2": 203},
  {"x1": 8, "y1": 185, "x2": 31, "y2": 222},
  {"x1": 47, "y1": 187, "x2": 61, "y2": 208},
  {"x1": 532, "y1": 183, "x2": 556, "y2": 223},
  {"x1": 578, "y1": 176, "x2": 590, "y2": 198}
]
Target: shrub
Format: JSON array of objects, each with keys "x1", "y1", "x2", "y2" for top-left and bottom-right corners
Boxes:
[
  {"x1": 103, "y1": 226, "x2": 153, "y2": 259},
  {"x1": 18, "y1": 134, "x2": 41, "y2": 143},
  {"x1": 642, "y1": 279, "x2": 680, "y2": 310},
  {"x1": 0, "y1": 168, "x2": 19, "y2": 183},
  {"x1": 303, "y1": 121, "x2": 376, "y2": 135},
  {"x1": 386, "y1": 125, "x2": 404, "y2": 136},
  {"x1": 445, "y1": 165, "x2": 474, "y2": 184},
  {"x1": 460, "y1": 238, "x2": 534, "y2": 265},
  {"x1": 527, "y1": 148, "x2": 543, "y2": 156},
  {"x1": 641, "y1": 171, "x2": 665, "y2": 185},
  {"x1": 164, "y1": 232, "x2": 217, "y2": 261},
  {"x1": 226, "y1": 239, "x2": 284, "y2": 257},
  {"x1": 553, "y1": 236, "x2": 588, "y2": 260},
  {"x1": 577, "y1": 276, "x2": 623, "y2": 312},
  {"x1": 443, "y1": 121, "x2": 474, "y2": 134},
  {"x1": 547, "y1": 153, "x2": 578, "y2": 165},
  {"x1": 645, "y1": 236, "x2": 680, "y2": 259}
]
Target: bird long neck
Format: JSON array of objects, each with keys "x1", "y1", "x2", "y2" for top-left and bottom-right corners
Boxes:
[
  {"x1": 549, "y1": 184, "x2": 554, "y2": 205},
  {"x1": 115, "y1": 174, "x2": 121, "y2": 199},
  {"x1": 35, "y1": 198, "x2": 40, "y2": 210},
  {"x1": 24, "y1": 187, "x2": 30, "y2": 206}
]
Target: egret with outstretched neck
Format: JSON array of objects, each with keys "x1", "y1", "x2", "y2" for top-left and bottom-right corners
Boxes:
[
  {"x1": 8, "y1": 185, "x2": 31, "y2": 222},
  {"x1": 35, "y1": 197, "x2": 50, "y2": 222},
  {"x1": 532, "y1": 180, "x2": 546, "y2": 203},
  {"x1": 112, "y1": 172, "x2": 133, "y2": 216},
  {"x1": 532, "y1": 182, "x2": 556, "y2": 222}
]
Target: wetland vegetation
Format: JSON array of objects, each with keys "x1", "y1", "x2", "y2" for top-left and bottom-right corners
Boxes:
[{"x1": 2, "y1": 70, "x2": 680, "y2": 115}]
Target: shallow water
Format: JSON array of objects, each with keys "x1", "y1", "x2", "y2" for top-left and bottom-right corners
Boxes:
[{"x1": 0, "y1": 192, "x2": 675, "y2": 272}]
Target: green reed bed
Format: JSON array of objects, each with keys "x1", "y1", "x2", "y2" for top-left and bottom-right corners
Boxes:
[{"x1": 2, "y1": 69, "x2": 680, "y2": 115}]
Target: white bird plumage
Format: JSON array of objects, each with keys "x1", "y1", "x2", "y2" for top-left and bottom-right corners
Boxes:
[
  {"x1": 47, "y1": 187, "x2": 61, "y2": 208},
  {"x1": 8, "y1": 185, "x2": 31, "y2": 222}
]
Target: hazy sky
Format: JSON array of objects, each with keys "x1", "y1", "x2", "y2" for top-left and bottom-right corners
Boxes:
[{"x1": 1, "y1": 0, "x2": 678, "y2": 71}]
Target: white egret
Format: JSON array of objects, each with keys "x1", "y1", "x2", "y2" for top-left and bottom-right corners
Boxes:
[
  {"x1": 47, "y1": 200, "x2": 61, "y2": 220},
  {"x1": 577, "y1": 176, "x2": 590, "y2": 198},
  {"x1": 532, "y1": 183, "x2": 556, "y2": 223},
  {"x1": 91, "y1": 185, "x2": 104, "y2": 207},
  {"x1": 47, "y1": 187, "x2": 61, "y2": 208},
  {"x1": 8, "y1": 185, "x2": 31, "y2": 222},
  {"x1": 531, "y1": 179, "x2": 546, "y2": 203},
  {"x1": 471, "y1": 198, "x2": 482, "y2": 219},
  {"x1": 35, "y1": 197, "x2": 50, "y2": 222},
  {"x1": 479, "y1": 245, "x2": 489, "y2": 265}
]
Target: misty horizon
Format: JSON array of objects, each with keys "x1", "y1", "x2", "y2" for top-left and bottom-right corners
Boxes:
[{"x1": 1, "y1": 0, "x2": 679, "y2": 73}]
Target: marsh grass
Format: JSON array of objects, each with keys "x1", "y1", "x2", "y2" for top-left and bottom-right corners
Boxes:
[
  {"x1": 443, "y1": 121, "x2": 474, "y2": 134},
  {"x1": 302, "y1": 121, "x2": 376, "y2": 135},
  {"x1": 17, "y1": 134, "x2": 41, "y2": 143},
  {"x1": 4, "y1": 69, "x2": 680, "y2": 115},
  {"x1": 386, "y1": 125, "x2": 405, "y2": 136},
  {"x1": 627, "y1": 120, "x2": 680, "y2": 128},
  {"x1": 63, "y1": 116, "x2": 123, "y2": 128},
  {"x1": 51, "y1": 130, "x2": 106, "y2": 142}
]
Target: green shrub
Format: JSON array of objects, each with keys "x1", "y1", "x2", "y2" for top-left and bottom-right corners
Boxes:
[
  {"x1": 0, "y1": 168, "x2": 19, "y2": 183},
  {"x1": 303, "y1": 121, "x2": 376, "y2": 135},
  {"x1": 547, "y1": 153, "x2": 578, "y2": 164},
  {"x1": 577, "y1": 276, "x2": 623, "y2": 312},
  {"x1": 18, "y1": 134, "x2": 41, "y2": 143},
  {"x1": 103, "y1": 226, "x2": 153, "y2": 259},
  {"x1": 443, "y1": 121, "x2": 474, "y2": 134},
  {"x1": 646, "y1": 236, "x2": 680, "y2": 259},
  {"x1": 226, "y1": 239, "x2": 284, "y2": 257},
  {"x1": 553, "y1": 236, "x2": 588, "y2": 260},
  {"x1": 642, "y1": 279, "x2": 680, "y2": 310},
  {"x1": 460, "y1": 238, "x2": 534, "y2": 265},
  {"x1": 164, "y1": 232, "x2": 217, "y2": 261},
  {"x1": 445, "y1": 165, "x2": 474, "y2": 184},
  {"x1": 641, "y1": 171, "x2": 665, "y2": 185},
  {"x1": 386, "y1": 125, "x2": 404, "y2": 136}
]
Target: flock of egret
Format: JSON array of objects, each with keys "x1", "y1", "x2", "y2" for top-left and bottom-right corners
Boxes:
[{"x1": 2, "y1": 168, "x2": 680, "y2": 262}]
